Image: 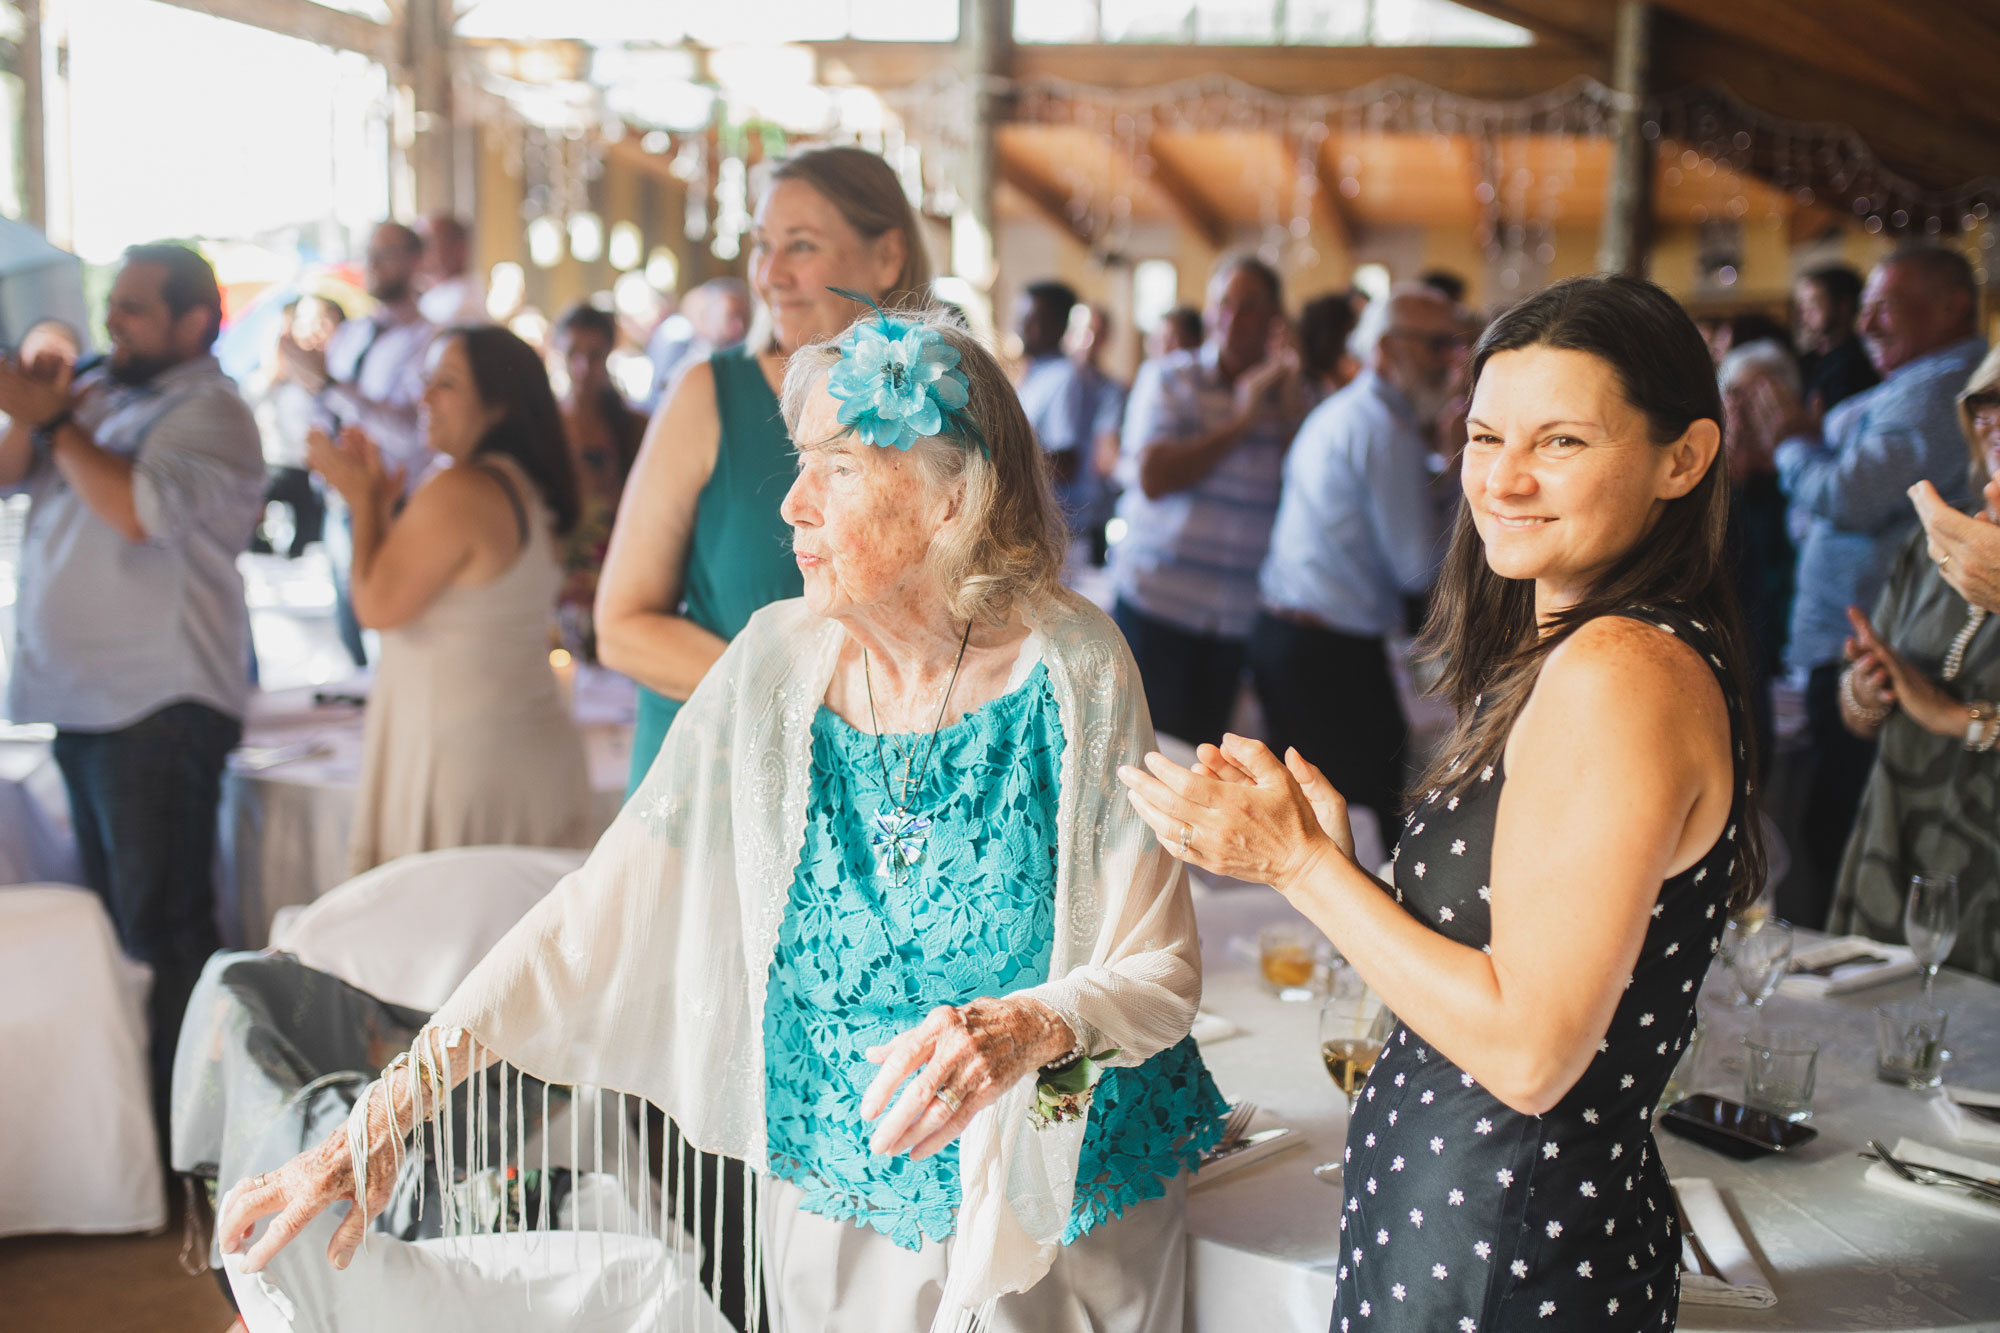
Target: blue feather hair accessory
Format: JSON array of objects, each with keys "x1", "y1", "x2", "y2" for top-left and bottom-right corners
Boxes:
[{"x1": 823, "y1": 287, "x2": 987, "y2": 456}]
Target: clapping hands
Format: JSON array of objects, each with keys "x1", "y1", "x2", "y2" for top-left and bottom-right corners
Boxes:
[
  {"x1": 1118, "y1": 735, "x2": 1356, "y2": 889},
  {"x1": 307, "y1": 424, "x2": 403, "y2": 510}
]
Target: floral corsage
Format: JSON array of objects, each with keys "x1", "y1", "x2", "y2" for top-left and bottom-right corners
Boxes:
[
  {"x1": 1030, "y1": 1047, "x2": 1120, "y2": 1130},
  {"x1": 825, "y1": 286, "x2": 986, "y2": 454}
]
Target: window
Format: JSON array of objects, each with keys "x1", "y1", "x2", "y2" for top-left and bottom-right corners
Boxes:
[
  {"x1": 1133, "y1": 258, "x2": 1180, "y2": 333},
  {"x1": 1017, "y1": 0, "x2": 1530, "y2": 45}
]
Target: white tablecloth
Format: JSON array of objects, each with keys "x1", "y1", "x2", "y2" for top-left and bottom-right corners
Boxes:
[
  {"x1": 0, "y1": 729, "x2": 80, "y2": 886},
  {"x1": 1183, "y1": 881, "x2": 2000, "y2": 1333},
  {"x1": 217, "y1": 668, "x2": 636, "y2": 949}
]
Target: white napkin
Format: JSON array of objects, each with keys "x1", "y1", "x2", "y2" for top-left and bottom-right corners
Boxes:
[
  {"x1": 1862, "y1": 1137, "x2": 2000, "y2": 1222},
  {"x1": 1673, "y1": 1178, "x2": 1776, "y2": 1308},
  {"x1": 1190, "y1": 1009, "x2": 1243, "y2": 1045},
  {"x1": 1932, "y1": 1087, "x2": 2000, "y2": 1148},
  {"x1": 1777, "y1": 935, "x2": 1919, "y2": 997}
]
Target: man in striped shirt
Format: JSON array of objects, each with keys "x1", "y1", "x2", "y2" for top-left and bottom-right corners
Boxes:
[{"x1": 1109, "y1": 255, "x2": 1304, "y2": 745}]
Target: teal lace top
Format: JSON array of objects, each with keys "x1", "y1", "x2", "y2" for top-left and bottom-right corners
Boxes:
[{"x1": 763, "y1": 661, "x2": 1227, "y2": 1250}]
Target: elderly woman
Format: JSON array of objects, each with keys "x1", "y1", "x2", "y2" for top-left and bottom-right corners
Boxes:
[
  {"x1": 219, "y1": 306, "x2": 1225, "y2": 1333},
  {"x1": 1832, "y1": 345, "x2": 2000, "y2": 978},
  {"x1": 1123, "y1": 275, "x2": 1760, "y2": 1331}
]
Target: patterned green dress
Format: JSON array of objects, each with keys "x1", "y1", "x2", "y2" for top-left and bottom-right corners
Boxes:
[{"x1": 1830, "y1": 529, "x2": 2000, "y2": 979}]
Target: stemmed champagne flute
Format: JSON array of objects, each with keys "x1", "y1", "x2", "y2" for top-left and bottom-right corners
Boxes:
[
  {"x1": 1312, "y1": 970, "x2": 1395, "y2": 1187},
  {"x1": 1905, "y1": 874, "x2": 1960, "y2": 1000},
  {"x1": 1727, "y1": 916, "x2": 1794, "y2": 1038}
]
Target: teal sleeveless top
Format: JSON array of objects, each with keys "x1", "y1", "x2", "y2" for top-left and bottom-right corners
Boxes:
[
  {"x1": 627, "y1": 346, "x2": 804, "y2": 793},
  {"x1": 762, "y1": 661, "x2": 1228, "y2": 1250}
]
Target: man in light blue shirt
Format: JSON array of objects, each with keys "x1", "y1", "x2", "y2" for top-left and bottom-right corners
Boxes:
[
  {"x1": 1250, "y1": 284, "x2": 1463, "y2": 823},
  {"x1": 0, "y1": 243, "x2": 265, "y2": 1148},
  {"x1": 1774, "y1": 244, "x2": 1986, "y2": 920},
  {"x1": 1013, "y1": 279, "x2": 1095, "y2": 525},
  {"x1": 1109, "y1": 255, "x2": 1303, "y2": 745}
]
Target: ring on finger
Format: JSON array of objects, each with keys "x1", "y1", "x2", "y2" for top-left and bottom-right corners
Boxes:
[
  {"x1": 934, "y1": 1086, "x2": 963, "y2": 1114},
  {"x1": 1179, "y1": 822, "x2": 1193, "y2": 856},
  {"x1": 1940, "y1": 552, "x2": 1953, "y2": 570}
]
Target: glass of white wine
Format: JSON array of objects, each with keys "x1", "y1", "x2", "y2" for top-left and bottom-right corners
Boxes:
[
  {"x1": 1312, "y1": 974, "x2": 1395, "y2": 1187},
  {"x1": 1905, "y1": 874, "x2": 1960, "y2": 1000}
]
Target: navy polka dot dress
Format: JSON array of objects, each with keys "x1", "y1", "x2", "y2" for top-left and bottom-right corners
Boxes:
[{"x1": 1330, "y1": 608, "x2": 1747, "y2": 1333}]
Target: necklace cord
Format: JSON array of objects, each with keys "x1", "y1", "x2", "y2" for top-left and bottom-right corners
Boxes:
[{"x1": 863, "y1": 621, "x2": 977, "y2": 812}]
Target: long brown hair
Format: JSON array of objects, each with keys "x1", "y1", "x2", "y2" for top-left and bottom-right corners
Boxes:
[
  {"x1": 1415, "y1": 274, "x2": 1764, "y2": 912},
  {"x1": 452, "y1": 325, "x2": 582, "y2": 537}
]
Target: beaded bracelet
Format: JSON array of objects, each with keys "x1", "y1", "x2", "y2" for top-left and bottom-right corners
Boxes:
[{"x1": 1841, "y1": 665, "x2": 1893, "y2": 728}]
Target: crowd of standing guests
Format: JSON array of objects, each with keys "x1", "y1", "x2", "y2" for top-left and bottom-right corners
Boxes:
[{"x1": 7, "y1": 140, "x2": 2000, "y2": 1209}]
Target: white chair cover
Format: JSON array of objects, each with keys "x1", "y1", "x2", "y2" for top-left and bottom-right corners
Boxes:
[
  {"x1": 270, "y1": 846, "x2": 589, "y2": 1012},
  {"x1": 0, "y1": 884, "x2": 165, "y2": 1236}
]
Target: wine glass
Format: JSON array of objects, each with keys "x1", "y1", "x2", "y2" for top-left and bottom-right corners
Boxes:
[
  {"x1": 1311, "y1": 973, "x2": 1395, "y2": 1187},
  {"x1": 1727, "y1": 917, "x2": 1794, "y2": 1037},
  {"x1": 1905, "y1": 874, "x2": 1960, "y2": 1000}
]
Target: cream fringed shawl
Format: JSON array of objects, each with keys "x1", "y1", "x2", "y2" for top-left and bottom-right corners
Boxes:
[{"x1": 427, "y1": 588, "x2": 1202, "y2": 1321}]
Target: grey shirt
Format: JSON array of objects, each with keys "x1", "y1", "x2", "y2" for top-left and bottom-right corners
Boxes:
[{"x1": 6, "y1": 355, "x2": 266, "y2": 730}]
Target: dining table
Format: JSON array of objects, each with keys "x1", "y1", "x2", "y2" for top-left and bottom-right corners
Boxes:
[
  {"x1": 1183, "y1": 879, "x2": 2000, "y2": 1333},
  {"x1": 215, "y1": 666, "x2": 636, "y2": 949}
]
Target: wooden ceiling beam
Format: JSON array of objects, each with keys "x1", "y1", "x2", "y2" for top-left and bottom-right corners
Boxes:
[
  {"x1": 813, "y1": 41, "x2": 1604, "y2": 101},
  {"x1": 1649, "y1": 0, "x2": 2000, "y2": 136},
  {"x1": 1141, "y1": 138, "x2": 1228, "y2": 250},
  {"x1": 997, "y1": 159, "x2": 1096, "y2": 250},
  {"x1": 147, "y1": 0, "x2": 389, "y2": 59},
  {"x1": 1652, "y1": 16, "x2": 2000, "y2": 193},
  {"x1": 1308, "y1": 148, "x2": 1357, "y2": 252}
]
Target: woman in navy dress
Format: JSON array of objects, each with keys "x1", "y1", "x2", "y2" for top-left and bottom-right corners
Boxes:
[{"x1": 1121, "y1": 274, "x2": 1764, "y2": 1331}]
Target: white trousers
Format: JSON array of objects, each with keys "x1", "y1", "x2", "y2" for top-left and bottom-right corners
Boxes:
[{"x1": 761, "y1": 1174, "x2": 1188, "y2": 1333}]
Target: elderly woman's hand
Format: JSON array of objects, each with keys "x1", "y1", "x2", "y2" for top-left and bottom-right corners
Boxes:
[
  {"x1": 215, "y1": 1081, "x2": 405, "y2": 1273},
  {"x1": 861, "y1": 997, "x2": 1076, "y2": 1161},
  {"x1": 1911, "y1": 479, "x2": 2000, "y2": 614},
  {"x1": 1118, "y1": 735, "x2": 1353, "y2": 887},
  {"x1": 1846, "y1": 605, "x2": 1967, "y2": 739}
]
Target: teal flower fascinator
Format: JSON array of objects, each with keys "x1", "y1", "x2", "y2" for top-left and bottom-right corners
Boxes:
[{"x1": 824, "y1": 287, "x2": 985, "y2": 455}]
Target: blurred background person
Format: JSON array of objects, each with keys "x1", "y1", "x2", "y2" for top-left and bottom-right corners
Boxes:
[
  {"x1": 309, "y1": 325, "x2": 587, "y2": 875},
  {"x1": 553, "y1": 301, "x2": 645, "y2": 661},
  {"x1": 1147, "y1": 304, "x2": 1203, "y2": 362},
  {"x1": 644, "y1": 276, "x2": 751, "y2": 410},
  {"x1": 1770, "y1": 245, "x2": 1986, "y2": 923},
  {"x1": 1417, "y1": 266, "x2": 1468, "y2": 305},
  {"x1": 1250, "y1": 283, "x2": 1460, "y2": 827},
  {"x1": 249, "y1": 294, "x2": 343, "y2": 558},
  {"x1": 1069, "y1": 302, "x2": 1128, "y2": 568},
  {"x1": 0, "y1": 243, "x2": 263, "y2": 1150},
  {"x1": 1794, "y1": 263, "x2": 1879, "y2": 413},
  {"x1": 285, "y1": 220, "x2": 439, "y2": 665},
  {"x1": 1014, "y1": 278, "x2": 1094, "y2": 531},
  {"x1": 1720, "y1": 337, "x2": 1803, "y2": 772},
  {"x1": 1830, "y1": 345, "x2": 2000, "y2": 979},
  {"x1": 1296, "y1": 289, "x2": 1361, "y2": 408},
  {"x1": 416, "y1": 213, "x2": 489, "y2": 327},
  {"x1": 1110, "y1": 254, "x2": 1301, "y2": 745}
]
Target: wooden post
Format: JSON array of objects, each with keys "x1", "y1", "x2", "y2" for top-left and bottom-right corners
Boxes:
[
  {"x1": 954, "y1": 0, "x2": 1013, "y2": 336},
  {"x1": 15, "y1": 0, "x2": 46, "y2": 230},
  {"x1": 397, "y1": 0, "x2": 456, "y2": 218},
  {"x1": 1597, "y1": 0, "x2": 1653, "y2": 277}
]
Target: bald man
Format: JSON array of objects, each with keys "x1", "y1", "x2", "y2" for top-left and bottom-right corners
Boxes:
[
  {"x1": 1775, "y1": 244, "x2": 1988, "y2": 921},
  {"x1": 1250, "y1": 283, "x2": 1464, "y2": 826}
]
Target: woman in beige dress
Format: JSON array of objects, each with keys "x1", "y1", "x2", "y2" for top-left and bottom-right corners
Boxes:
[{"x1": 309, "y1": 325, "x2": 589, "y2": 874}]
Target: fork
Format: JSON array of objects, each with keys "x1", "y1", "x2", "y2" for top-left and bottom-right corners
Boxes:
[
  {"x1": 1864, "y1": 1140, "x2": 2000, "y2": 1203},
  {"x1": 1212, "y1": 1101, "x2": 1257, "y2": 1154}
]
